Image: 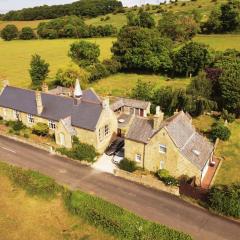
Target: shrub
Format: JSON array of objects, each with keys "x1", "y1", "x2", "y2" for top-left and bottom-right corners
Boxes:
[
  {"x1": 118, "y1": 158, "x2": 137, "y2": 173},
  {"x1": 19, "y1": 27, "x2": 36, "y2": 40},
  {"x1": 6, "y1": 120, "x2": 26, "y2": 132},
  {"x1": 1, "y1": 24, "x2": 18, "y2": 41},
  {"x1": 210, "y1": 122, "x2": 231, "y2": 141},
  {"x1": 0, "y1": 162, "x2": 61, "y2": 199},
  {"x1": 157, "y1": 169, "x2": 179, "y2": 186},
  {"x1": 87, "y1": 63, "x2": 110, "y2": 82},
  {"x1": 63, "y1": 190, "x2": 193, "y2": 240},
  {"x1": 32, "y1": 123, "x2": 49, "y2": 136},
  {"x1": 57, "y1": 138, "x2": 97, "y2": 162},
  {"x1": 208, "y1": 183, "x2": 240, "y2": 218},
  {"x1": 221, "y1": 109, "x2": 235, "y2": 123},
  {"x1": 102, "y1": 58, "x2": 121, "y2": 74}
]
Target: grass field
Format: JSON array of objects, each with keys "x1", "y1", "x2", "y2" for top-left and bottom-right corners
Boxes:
[
  {"x1": 0, "y1": 38, "x2": 114, "y2": 88},
  {"x1": 0, "y1": 174, "x2": 114, "y2": 240},
  {"x1": 1, "y1": 34, "x2": 239, "y2": 90},
  {"x1": 91, "y1": 73, "x2": 190, "y2": 96},
  {"x1": 195, "y1": 34, "x2": 240, "y2": 51},
  {"x1": 193, "y1": 115, "x2": 240, "y2": 185}
]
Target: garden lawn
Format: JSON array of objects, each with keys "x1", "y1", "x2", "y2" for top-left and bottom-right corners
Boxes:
[
  {"x1": 214, "y1": 120, "x2": 240, "y2": 185},
  {"x1": 91, "y1": 73, "x2": 190, "y2": 96},
  {"x1": 193, "y1": 115, "x2": 240, "y2": 185},
  {"x1": 0, "y1": 37, "x2": 114, "y2": 88},
  {"x1": 0, "y1": 173, "x2": 114, "y2": 240}
]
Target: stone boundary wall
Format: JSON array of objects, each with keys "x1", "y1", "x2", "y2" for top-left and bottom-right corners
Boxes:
[
  {"x1": 0, "y1": 132, "x2": 91, "y2": 166},
  {"x1": 114, "y1": 169, "x2": 179, "y2": 196}
]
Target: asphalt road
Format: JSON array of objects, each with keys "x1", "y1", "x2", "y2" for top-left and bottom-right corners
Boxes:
[{"x1": 0, "y1": 135, "x2": 239, "y2": 240}]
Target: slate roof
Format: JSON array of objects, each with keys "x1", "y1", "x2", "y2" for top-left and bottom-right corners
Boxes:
[
  {"x1": 111, "y1": 98, "x2": 150, "y2": 111},
  {"x1": 126, "y1": 117, "x2": 156, "y2": 143},
  {"x1": 126, "y1": 111, "x2": 214, "y2": 170},
  {"x1": 0, "y1": 86, "x2": 103, "y2": 131}
]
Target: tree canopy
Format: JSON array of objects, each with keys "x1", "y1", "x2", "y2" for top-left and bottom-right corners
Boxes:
[
  {"x1": 112, "y1": 26, "x2": 173, "y2": 73},
  {"x1": 2, "y1": 0, "x2": 123, "y2": 21},
  {"x1": 1, "y1": 24, "x2": 18, "y2": 41},
  {"x1": 69, "y1": 41, "x2": 100, "y2": 67}
]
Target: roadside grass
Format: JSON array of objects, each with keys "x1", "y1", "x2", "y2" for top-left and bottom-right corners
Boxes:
[
  {"x1": 0, "y1": 172, "x2": 115, "y2": 240},
  {"x1": 0, "y1": 161, "x2": 192, "y2": 240},
  {"x1": 193, "y1": 115, "x2": 240, "y2": 185},
  {"x1": 91, "y1": 73, "x2": 190, "y2": 97}
]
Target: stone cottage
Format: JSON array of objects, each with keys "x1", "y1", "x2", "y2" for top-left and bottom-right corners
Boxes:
[
  {"x1": 125, "y1": 108, "x2": 214, "y2": 185},
  {"x1": 0, "y1": 80, "x2": 118, "y2": 153}
]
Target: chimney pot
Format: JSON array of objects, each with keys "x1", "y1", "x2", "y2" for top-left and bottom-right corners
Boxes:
[{"x1": 36, "y1": 91, "x2": 43, "y2": 115}]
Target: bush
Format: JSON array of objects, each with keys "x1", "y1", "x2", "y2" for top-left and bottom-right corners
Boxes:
[
  {"x1": 87, "y1": 63, "x2": 110, "y2": 82},
  {"x1": 157, "y1": 169, "x2": 179, "y2": 186},
  {"x1": 1, "y1": 24, "x2": 18, "y2": 41},
  {"x1": 208, "y1": 183, "x2": 240, "y2": 218},
  {"x1": 32, "y1": 123, "x2": 49, "y2": 136},
  {"x1": 102, "y1": 59, "x2": 121, "y2": 74},
  {"x1": 57, "y1": 138, "x2": 97, "y2": 162},
  {"x1": 0, "y1": 162, "x2": 61, "y2": 199},
  {"x1": 210, "y1": 122, "x2": 231, "y2": 141},
  {"x1": 19, "y1": 27, "x2": 36, "y2": 40},
  {"x1": 118, "y1": 158, "x2": 137, "y2": 173},
  {"x1": 6, "y1": 120, "x2": 26, "y2": 132},
  {"x1": 63, "y1": 190, "x2": 192, "y2": 240},
  {"x1": 221, "y1": 109, "x2": 235, "y2": 123}
]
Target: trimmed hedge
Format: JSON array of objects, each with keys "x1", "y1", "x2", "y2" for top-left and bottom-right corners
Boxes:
[
  {"x1": 118, "y1": 158, "x2": 137, "y2": 173},
  {"x1": 64, "y1": 190, "x2": 192, "y2": 240},
  {"x1": 0, "y1": 162, "x2": 61, "y2": 199}
]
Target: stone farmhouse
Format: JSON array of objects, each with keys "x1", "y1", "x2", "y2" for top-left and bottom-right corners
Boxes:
[
  {"x1": 0, "y1": 80, "x2": 118, "y2": 153},
  {"x1": 0, "y1": 80, "x2": 214, "y2": 185}
]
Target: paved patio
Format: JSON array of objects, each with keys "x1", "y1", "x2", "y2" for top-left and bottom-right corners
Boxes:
[{"x1": 201, "y1": 157, "x2": 221, "y2": 189}]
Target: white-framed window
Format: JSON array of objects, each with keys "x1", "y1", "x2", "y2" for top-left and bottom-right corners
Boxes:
[
  {"x1": 159, "y1": 144, "x2": 167, "y2": 154},
  {"x1": 160, "y1": 160, "x2": 165, "y2": 170},
  {"x1": 27, "y1": 114, "x2": 34, "y2": 124},
  {"x1": 135, "y1": 154, "x2": 142, "y2": 162},
  {"x1": 104, "y1": 124, "x2": 109, "y2": 136},
  {"x1": 48, "y1": 120, "x2": 56, "y2": 130},
  {"x1": 13, "y1": 110, "x2": 20, "y2": 121}
]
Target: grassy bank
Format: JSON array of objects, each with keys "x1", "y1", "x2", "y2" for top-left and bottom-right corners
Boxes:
[
  {"x1": 0, "y1": 161, "x2": 192, "y2": 240},
  {"x1": 0, "y1": 164, "x2": 115, "y2": 240}
]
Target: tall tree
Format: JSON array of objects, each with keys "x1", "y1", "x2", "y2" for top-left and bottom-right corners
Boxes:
[
  {"x1": 174, "y1": 42, "x2": 211, "y2": 77},
  {"x1": 29, "y1": 54, "x2": 49, "y2": 87},
  {"x1": 158, "y1": 12, "x2": 199, "y2": 42},
  {"x1": 19, "y1": 27, "x2": 36, "y2": 40},
  {"x1": 112, "y1": 26, "x2": 173, "y2": 73},
  {"x1": 69, "y1": 40, "x2": 100, "y2": 67}
]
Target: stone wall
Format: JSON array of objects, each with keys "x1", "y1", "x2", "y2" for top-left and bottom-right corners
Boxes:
[{"x1": 114, "y1": 169, "x2": 179, "y2": 196}]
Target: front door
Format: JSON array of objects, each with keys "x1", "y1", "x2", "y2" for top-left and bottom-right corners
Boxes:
[{"x1": 59, "y1": 133, "x2": 65, "y2": 146}]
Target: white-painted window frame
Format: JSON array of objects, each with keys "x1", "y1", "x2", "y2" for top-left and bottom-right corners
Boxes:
[
  {"x1": 27, "y1": 114, "x2": 34, "y2": 124},
  {"x1": 159, "y1": 144, "x2": 167, "y2": 154}
]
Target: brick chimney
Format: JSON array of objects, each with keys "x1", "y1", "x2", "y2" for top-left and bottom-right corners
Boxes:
[
  {"x1": 42, "y1": 82, "x2": 48, "y2": 92},
  {"x1": 153, "y1": 106, "x2": 164, "y2": 130},
  {"x1": 36, "y1": 91, "x2": 43, "y2": 115}
]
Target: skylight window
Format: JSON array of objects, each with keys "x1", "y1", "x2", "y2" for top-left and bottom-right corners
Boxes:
[{"x1": 192, "y1": 149, "x2": 200, "y2": 156}]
